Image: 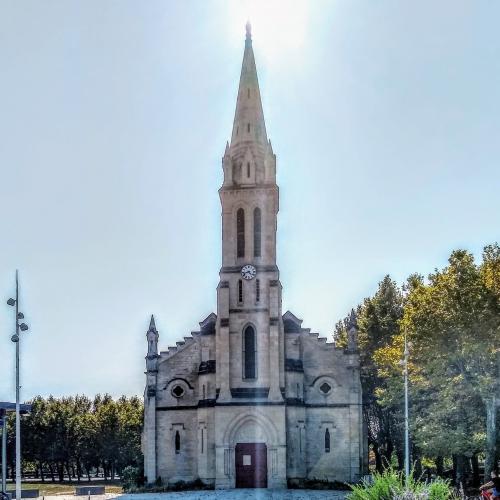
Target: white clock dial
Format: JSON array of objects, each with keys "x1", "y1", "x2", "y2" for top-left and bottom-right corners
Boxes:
[{"x1": 241, "y1": 264, "x2": 257, "y2": 280}]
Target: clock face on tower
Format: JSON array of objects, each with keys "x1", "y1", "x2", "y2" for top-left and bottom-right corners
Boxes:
[{"x1": 241, "y1": 264, "x2": 257, "y2": 280}]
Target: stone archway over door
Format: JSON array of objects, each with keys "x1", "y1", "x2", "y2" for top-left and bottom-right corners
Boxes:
[{"x1": 235, "y1": 443, "x2": 267, "y2": 488}]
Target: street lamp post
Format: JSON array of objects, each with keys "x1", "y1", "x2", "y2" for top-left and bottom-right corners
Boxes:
[
  {"x1": 403, "y1": 333, "x2": 410, "y2": 484},
  {"x1": 7, "y1": 270, "x2": 29, "y2": 500},
  {"x1": 1, "y1": 410, "x2": 6, "y2": 493}
]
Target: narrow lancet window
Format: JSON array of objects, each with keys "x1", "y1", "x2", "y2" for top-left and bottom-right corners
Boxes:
[
  {"x1": 325, "y1": 429, "x2": 330, "y2": 453},
  {"x1": 175, "y1": 431, "x2": 180, "y2": 454},
  {"x1": 247, "y1": 123, "x2": 250, "y2": 133},
  {"x1": 255, "y1": 279, "x2": 260, "y2": 303},
  {"x1": 247, "y1": 162, "x2": 250, "y2": 177},
  {"x1": 243, "y1": 325, "x2": 256, "y2": 379},
  {"x1": 237, "y1": 208, "x2": 245, "y2": 258},
  {"x1": 254, "y1": 207, "x2": 261, "y2": 257},
  {"x1": 238, "y1": 280, "x2": 243, "y2": 303}
]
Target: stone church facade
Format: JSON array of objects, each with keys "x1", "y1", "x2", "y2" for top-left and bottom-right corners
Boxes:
[{"x1": 143, "y1": 24, "x2": 366, "y2": 489}]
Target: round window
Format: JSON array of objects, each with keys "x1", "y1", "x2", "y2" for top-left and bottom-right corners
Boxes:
[
  {"x1": 319, "y1": 382, "x2": 332, "y2": 395},
  {"x1": 171, "y1": 385, "x2": 185, "y2": 398}
]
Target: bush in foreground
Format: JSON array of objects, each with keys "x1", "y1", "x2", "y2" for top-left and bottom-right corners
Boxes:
[
  {"x1": 123, "y1": 477, "x2": 213, "y2": 493},
  {"x1": 121, "y1": 466, "x2": 144, "y2": 491},
  {"x1": 348, "y1": 468, "x2": 459, "y2": 500}
]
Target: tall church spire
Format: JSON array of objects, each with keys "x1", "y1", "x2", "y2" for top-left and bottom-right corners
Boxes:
[{"x1": 230, "y1": 22, "x2": 268, "y2": 150}]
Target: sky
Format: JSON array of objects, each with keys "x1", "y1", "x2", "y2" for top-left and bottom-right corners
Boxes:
[{"x1": 0, "y1": 1, "x2": 499, "y2": 400}]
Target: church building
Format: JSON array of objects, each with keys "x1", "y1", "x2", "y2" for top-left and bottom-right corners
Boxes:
[{"x1": 143, "y1": 24, "x2": 366, "y2": 489}]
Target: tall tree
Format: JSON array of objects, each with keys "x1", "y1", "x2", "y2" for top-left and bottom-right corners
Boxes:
[
  {"x1": 400, "y1": 247, "x2": 499, "y2": 478},
  {"x1": 335, "y1": 275, "x2": 404, "y2": 471}
]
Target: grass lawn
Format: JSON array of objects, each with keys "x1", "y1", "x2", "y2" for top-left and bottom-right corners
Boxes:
[{"x1": 6, "y1": 481, "x2": 122, "y2": 496}]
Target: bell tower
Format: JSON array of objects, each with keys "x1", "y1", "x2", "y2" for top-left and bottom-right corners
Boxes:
[{"x1": 216, "y1": 23, "x2": 283, "y2": 403}]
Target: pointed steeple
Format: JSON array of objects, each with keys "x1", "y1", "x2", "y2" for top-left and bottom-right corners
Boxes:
[
  {"x1": 148, "y1": 314, "x2": 157, "y2": 332},
  {"x1": 146, "y1": 314, "x2": 159, "y2": 364},
  {"x1": 230, "y1": 22, "x2": 268, "y2": 151}
]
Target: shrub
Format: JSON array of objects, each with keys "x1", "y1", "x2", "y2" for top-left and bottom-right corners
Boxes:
[
  {"x1": 121, "y1": 466, "x2": 143, "y2": 491},
  {"x1": 125, "y1": 478, "x2": 214, "y2": 493},
  {"x1": 427, "y1": 479, "x2": 456, "y2": 500},
  {"x1": 349, "y1": 468, "x2": 404, "y2": 499},
  {"x1": 348, "y1": 468, "x2": 457, "y2": 500},
  {"x1": 287, "y1": 478, "x2": 350, "y2": 490}
]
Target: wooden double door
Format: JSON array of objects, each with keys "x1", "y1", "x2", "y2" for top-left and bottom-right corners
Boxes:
[{"x1": 235, "y1": 442, "x2": 268, "y2": 488}]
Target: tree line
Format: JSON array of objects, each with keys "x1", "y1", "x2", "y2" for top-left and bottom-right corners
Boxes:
[
  {"x1": 335, "y1": 243, "x2": 500, "y2": 486},
  {"x1": 1, "y1": 394, "x2": 143, "y2": 482},
  {"x1": 1, "y1": 245, "x2": 497, "y2": 488}
]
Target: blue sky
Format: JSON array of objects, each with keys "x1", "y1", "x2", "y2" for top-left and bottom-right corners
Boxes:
[{"x1": 1, "y1": 1, "x2": 499, "y2": 399}]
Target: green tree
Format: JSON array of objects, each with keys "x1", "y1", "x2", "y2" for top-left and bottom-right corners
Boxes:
[
  {"x1": 398, "y1": 246, "x2": 499, "y2": 479},
  {"x1": 13, "y1": 394, "x2": 143, "y2": 483},
  {"x1": 335, "y1": 275, "x2": 404, "y2": 471}
]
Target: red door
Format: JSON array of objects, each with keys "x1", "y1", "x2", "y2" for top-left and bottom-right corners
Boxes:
[{"x1": 235, "y1": 443, "x2": 268, "y2": 488}]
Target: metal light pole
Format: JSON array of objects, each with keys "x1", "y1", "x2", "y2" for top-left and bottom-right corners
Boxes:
[
  {"x1": 1, "y1": 410, "x2": 6, "y2": 493},
  {"x1": 403, "y1": 333, "x2": 410, "y2": 484},
  {"x1": 7, "y1": 270, "x2": 29, "y2": 500}
]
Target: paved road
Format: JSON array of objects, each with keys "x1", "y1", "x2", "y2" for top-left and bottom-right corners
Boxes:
[
  {"x1": 42, "y1": 491, "x2": 348, "y2": 500},
  {"x1": 117, "y1": 493, "x2": 348, "y2": 500}
]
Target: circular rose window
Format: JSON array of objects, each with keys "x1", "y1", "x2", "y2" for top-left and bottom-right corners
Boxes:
[{"x1": 171, "y1": 385, "x2": 185, "y2": 398}]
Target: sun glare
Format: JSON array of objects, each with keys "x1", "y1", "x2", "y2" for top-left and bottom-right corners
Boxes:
[{"x1": 227, "y1": 0, "x2": 310, "y2": 64}]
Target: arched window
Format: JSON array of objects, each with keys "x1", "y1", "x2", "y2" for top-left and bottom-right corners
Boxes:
[
  {"x1": 255, "y1": 279, "x2": 260, "y2": 303},
  {"x1": 237, "y1": 208, "x2": 245, "y2": 258},
  {"x1": 253, "y1": 207, "x2": 261, "y2": 257},
  {"x1": 247, "y1": 162, "x2": 250, "y2": 177},
  {"x1": 325, "y1": 429, "x2": 330, "y2": 453},
  {"x1": 243, "y1": 325, "x2": 256, "y2": 379},
  {"x1": 175, "y1": 431, "x2": 180, "y2": 454}
]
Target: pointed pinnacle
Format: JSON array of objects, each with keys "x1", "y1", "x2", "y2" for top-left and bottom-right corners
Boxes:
[
  {"x1": 149, "y1": 314, "x2": 156, "y2": 331},
  {"x1": 246, "y1": 21, "x2": 252, "y2": 40},
  {"x1": 348, "y1": 309, "x2": 358, "y2": 329}
]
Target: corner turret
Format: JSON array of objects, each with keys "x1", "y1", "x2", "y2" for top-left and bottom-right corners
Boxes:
[{"x1": 144, "y1": 315, "x2": 159, "y2": 483}]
